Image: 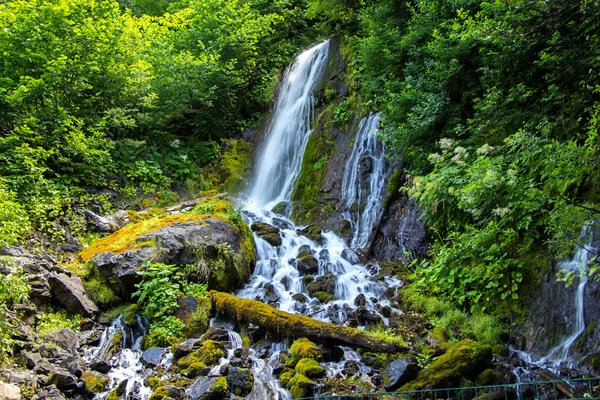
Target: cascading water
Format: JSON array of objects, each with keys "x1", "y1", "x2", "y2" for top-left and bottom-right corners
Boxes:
[
  {"x1": 85, "y1": 316, "x2": 170, "y2": 400},
  {"x1": 246, "y1": 40, "x2": 330, "y2": 213},
  {"x1": 236, "y1": 41, "x2": 401, "y2": 397},
  {"x1": 512, "y1": 223, "x2": 598, "y2": 382},
  {"x1": 340, "y1": 113, "x2": 389, "y2": 249}
]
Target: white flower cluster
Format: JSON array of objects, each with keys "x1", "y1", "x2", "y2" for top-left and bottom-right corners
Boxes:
[
  {"x1": 476, "y1": 143, "x2": 495, "y2": 155},
  {"x1": 428, "y1": 153, "x2": 443, "y2": 164},
  {"x1": 492, "y1": 207, "x2": 509, "y2": 217},
  {"x1": 439, "y1": 137, "x2": 453, "y2": 150},
  {"x1": 170, "y1": 139, "x2": 182, "y2": 149},
  {"x1": 452, "y1": 146, "x2": 468, "y2": 164}
]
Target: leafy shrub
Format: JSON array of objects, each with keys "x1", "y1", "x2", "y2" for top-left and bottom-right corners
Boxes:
[
  {"x1": 133, "y1": 262, "x2": 182, "y2": 321},
  {"x1": 0, "y1": 272, "x2": 29, "y2": 356},
  {"x1": 145, "y1": 316, "x2": 185, "y2": 348},
  {"x1": 37, "y1": 311, "x2": 81, "y2": 336},
  {"x1": 0, "y1": 182, "x2": 30, "y2": 247},
  {"x1": 183, "y1": 282, "x2": 209, "y2": 299}
]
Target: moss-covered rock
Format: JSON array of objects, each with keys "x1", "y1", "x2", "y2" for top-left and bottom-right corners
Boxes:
[
  {"x1": 400, "y1": 339, "x2": 493, "y2": 391},
  {"x1": 279, "y1": 370, "x2": 295, "y2": 387},
  {"x1": 227, "y1": 367, "x2": 254, "y2": 396},
  {"x1": 79, "y1": 196, "x2": 256, "y2": 296},
  {"x1": 178, "y1": 340, "x2": 226, "y2": 370},
  {"x1": 288, "y1": 373, "x2": 315, "y2": 399},
  {"x1": 290, "y1": 338, "x2": 322, "y2": 361},
  {"x1": 176, "y1": 296, "x2": 212, "y2": 338},
  {"x1": 81, "y1": 371, "x2": 109, "y2": 393},
  {"x1": 295, "y1": 358, "x2": 324, "y2": 378}
]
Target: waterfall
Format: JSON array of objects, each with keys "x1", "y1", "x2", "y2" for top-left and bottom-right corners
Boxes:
[
  {"x1": 540, "y1": 224, "x2": 597, "y2": 366},
  {"x1": 246, "y1": 40, "x2": 330, "y2": 212},
  {"x1": 340, "y1": 113, "x2": 388, "y2": 249}
]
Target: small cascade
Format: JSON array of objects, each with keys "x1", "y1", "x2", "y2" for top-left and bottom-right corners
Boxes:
[
  {"x1": 341, "y1": 113, "x2": 389, "y2": 249},
  {"x1": 208, "y1": 330, "x2": 243, "y2": 376},
  {"x1": 540, "y1": 224, "x2": 597, "y2": 367},
  {"x1": 511, "y1": 223, "x2": 598, "y2": 374},
  {"x1": 85, "y1": 316, "x2": 168, "y2": 400},
  {"x1": 247, "y1": 345, "x2": 291, "y2": 400}
]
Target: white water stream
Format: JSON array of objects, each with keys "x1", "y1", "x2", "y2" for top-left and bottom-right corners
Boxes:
[
  {"x1": 512, "y1": 223, "x2": 597, "y2": 386},
  {"x1": 340, "y1": 113, "x2": 388, "y2": 249}
]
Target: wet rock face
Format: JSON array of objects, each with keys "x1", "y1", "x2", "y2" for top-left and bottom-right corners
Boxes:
[
  {"x1": 185, "y1": 376, "x2": 226, "y2": 400},
  {"x1": 370, "y1": 195, "x2": 428, "y2": 262},
  {"x1": 251, "y1": 222, "x2": 282, "y2": 246}
]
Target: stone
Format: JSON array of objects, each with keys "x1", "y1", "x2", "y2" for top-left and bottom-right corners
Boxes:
[
  {"x1": 173, "y1": 339, "x2": 202, "y2": 360},
  {"x1": 36, "y1": 385, "x2": 67, "y2": 400},
  {"x1": 141, "y1": 348, "x2": 168, "y2": 368},
  {"x1": 49, "y1": 368, "x2": 78, "y2": 390},
  {"x1": 227, "y1": 367, "x2": 254, "y2": 395},
  {"x1": 81, "y1": 371, "x2": 109, "y2": 394},
  {"x1": 297, "y1": 255, "x2": 319, "y2": 275},
  {"x1": 45, "y1": 328, "x2": 79, "y2": 352},
  {"x1": 23, "y1": 351, "x2": 42, "y2": 369},
  {"x1": 343, "y1": 360, "x2": 360, "y2": 376},
  {"x1": 354, "y1": 294, "x2": 367, "y2": 307},
  {"x1": 0, "y1": 382, "x2": 20, "y2": 400},
  {"x1": 48, "y1": 273, "x2": 99, "y2": 317},
  {"x1": 185, "y1": 376, "x2": 227, "y2": 400},
  {"x1": 292, "y1": 293, "x2": 308, "y2": 303},
  {"x1": 383, "y1": 357, "x2": 418, "y2": 390},
  {"x1": 341, "y1": 249, "x2": 359, "y2": 264},
  {"x1": 250, "y1": 222, "x2": 282, "y2": 246}
]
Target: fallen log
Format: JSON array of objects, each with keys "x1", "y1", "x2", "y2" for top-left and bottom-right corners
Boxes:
[{"x1": 210, "y1": 291, "x2": 407, "y2": 353}]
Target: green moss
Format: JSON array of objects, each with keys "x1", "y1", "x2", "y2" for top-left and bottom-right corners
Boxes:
[
  {"x1": 147, "y1": 377, "x2": 160, "y2": 389},
  {"x1": 106, "y1": 389, "x2": 119, "y2": 400},
  {"x1": 383, "y1": 169, "x2": 404, "y2": 208},
  {"x1": 81, "y1": 371, "x2": 109, "y2": 393},
  {"x1": 290, "y1": 338, "x2": 322, "y2": 361},
  {"x1": 279, "y1": 370, "x2": 295, "y2": 387},
  {"x1": 149, "y1": 386, "x2": 169, "y2": 400},
  {"x1": 216, "y1": 139, "x2": 253, "y2": 193},
  {"x1": 184, "y1": 362, "x2": 207, "y2": 378},
  {"x1": 295, "y1": 358, "x2": 324, "y2": 378},
  {"x1": 313, "y1": 291, "x2": 335, "y2": 303},
  {"x1": 214, "y1": 376, "x2": 229, "y2": 395},
  {"x1": 475, "y1": 369, "x2": 501, "y2": 386},
  {"x1": 183, "y1": 296, "x2": 212, "y2": 338},
  {"x1": 289, "y1": 373, "x2": 314, "y2": 399},
  {"x1": 177, "y1": 340, "x2": 225, "y2": 368},
  {"x1": 400, "y1": 339, "x2": 492, "y2": 391}
]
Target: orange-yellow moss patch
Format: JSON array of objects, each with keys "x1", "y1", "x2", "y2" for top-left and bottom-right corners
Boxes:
[{"x1": 80, "y1": 213, "x2": 204, "y2": 261}]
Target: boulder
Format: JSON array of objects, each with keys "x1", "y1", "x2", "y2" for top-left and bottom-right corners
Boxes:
[
  {"x1": 383, "y1": 357, "x2": 418, "y2": 390},
  {"x1": 306, "y1": 273, "x2": 336, "y2": 296},
  {"x1": 44, "y1": 328, "x2": 79, "y2": 352},
  {"x1": 48, "y1": 273, "x2": 99, "y2": 317},
  {"x1": 48, "y1": 368, "x2": 78, "y2": 390},
  {"x1": 297, "y1": 255, "x2": 319, "y2": 275},
  {"x1": 227, "y1": 367, "x2": 254, "y2": 395},
  {"x1": 400, "y1": 339, "x2": 493, "y2": 391},
  {"x1": 87, "y1": 217, "x2": 255, "y2": 294},
  {"x1": 185, "y1": 376, "x2": 228, "y2": 400},
  {"x1": 296, "y1": 225, "x2": 324, "y2": 245},
  {"x1": 251, "y1": 222, "x2": 282, "y2": 246},
  {"x1": 0, "y1": 382, "x2": 20, "y2": 400},
  {"x1": 141, "y1": 348, "x2": 168, "y2": 368}
]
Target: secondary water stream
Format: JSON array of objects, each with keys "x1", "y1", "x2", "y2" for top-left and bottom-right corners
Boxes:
[{"x1": 511, "y1": 223, "x2": 598, "y2": 388}]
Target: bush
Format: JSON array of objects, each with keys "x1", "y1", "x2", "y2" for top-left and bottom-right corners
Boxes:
[
  {"x1": 133, "y1": 262, "x2": 182, "y2": 321},
  {"x1": 0, "y1": 272, "x2": 29, "y2": 356},
  {"x1": 145, "y1": 316, "x2": 185, "y2": 348},
  {"x1": 37, "y1": 311, "x2": 81, "y2": 336}
]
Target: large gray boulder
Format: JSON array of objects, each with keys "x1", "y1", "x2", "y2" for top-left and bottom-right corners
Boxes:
[
  {"x1": 185, "y1": 377, "x2": 227, "y2": 400},
  {"x1": 90, "y1": 217, "x2": 255, "y2": 295},
  {"x1": 48, "y1": 273, "x2": 99, "y2": 317}
]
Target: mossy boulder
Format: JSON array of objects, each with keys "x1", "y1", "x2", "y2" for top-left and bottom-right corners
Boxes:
[
  {"x1": 296, "y1": 225, "x2": 324, "y2": 245},
  {"x1": 250, "y1": 222, "x2": 282, "y2": 246},
  {"x1": 81, "y1": 198, "x2": 256, "y2": 296},
  {"x1": 227, "y1": 367, "x2": 254, "y2": 396},
  {"x1": 288, "y1": 373, "x2": 315, "y2": 399},
  {"x1": 295, "y1": 358, "x2": 324, "y2": 378},
  {"x1": 185, "y1": 376, "x2": 228, "y2": 400},
  {"x1": 81, "y1": 371, "x2": 109, "y2": 393},
  {"x1": 400, "y1": 339, "x2": 493, "y2": 391},
  {"x1": 178, "y1": 340, "x2": 226, "y2": 370},
  {"x1": 290, "y1": 338, "x2": 322, "y2": 361},
  {"x1": 175, "y1": 296, "x2": 212, "y2": 338},
  {"x1": 297, "y1": 255, "x2": 319, "y2": 275}
]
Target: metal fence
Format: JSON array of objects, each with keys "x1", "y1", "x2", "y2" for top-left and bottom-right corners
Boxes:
[{"x1": 297, "y1": 377, "x2": 600, "y2": 400}]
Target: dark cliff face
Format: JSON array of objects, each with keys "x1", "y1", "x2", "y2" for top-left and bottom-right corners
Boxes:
[{"x1": 515, "y1": 231, "x2": 600, "y2": 373}]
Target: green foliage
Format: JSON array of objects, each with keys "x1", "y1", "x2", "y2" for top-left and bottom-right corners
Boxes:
[
  {"x1": 37, "y1": 311, "x2": 81, "y2": 336},
  {"x1": 133, "y1": 262, "x2": 182, "y2": 321},
  {"x1": 183, "y1": 282, "x2": 209, "y2": 299},
  {"x1": 0, "y1": 181, "x2": 30, "y2": 247},
  {"x1": 145, "y1": 316, "x2": 185, "y2": 348},
  {"x1": 0, "y1": 272, "x2": 28, "y2": 356}
]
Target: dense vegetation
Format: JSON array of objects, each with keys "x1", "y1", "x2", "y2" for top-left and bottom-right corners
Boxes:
[
  {"x1": 0, "y1": 0, "x2": 312, "y2": 247},
  {"x1": 1, "y1": 0, "x2": 600, "y2": 365},
  {"x1": 310, "y1": 0, "x2": 600, "y2": 319}
]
